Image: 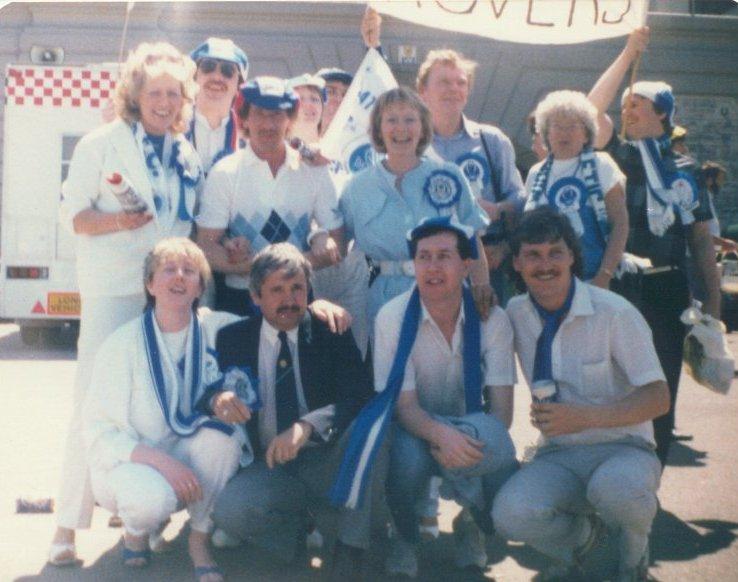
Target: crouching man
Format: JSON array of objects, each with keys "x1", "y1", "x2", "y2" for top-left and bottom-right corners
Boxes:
[
  {"x1": 333, "y1": 216, "x2": 518, "y2": 578},
  {"x1": 207, "y1": 243, "x2": 380, "y2": 580},
  {"x1": 493, "y1": 207, "x2": 670, "y2": 582}
]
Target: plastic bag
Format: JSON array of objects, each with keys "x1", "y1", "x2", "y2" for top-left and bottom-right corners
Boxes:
[{"x1": 681, "y1": 304, "x2": 734, "y2": 394}]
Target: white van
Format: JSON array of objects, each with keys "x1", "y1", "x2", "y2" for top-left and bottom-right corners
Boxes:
[{"x1": 0, "y1": 63, "x2": 116, "y2": 344}]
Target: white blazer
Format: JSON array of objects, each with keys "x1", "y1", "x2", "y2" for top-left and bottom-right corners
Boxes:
[
  {"x1": 82, "y1": 309, "x2": 243, "y2": 476},
  {"x1": 60, "y1": 119, "x2": 199, "y2": 298}
]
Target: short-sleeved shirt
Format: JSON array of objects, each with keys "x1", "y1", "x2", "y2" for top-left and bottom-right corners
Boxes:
[
  {"x1": 604, "y1": 133, "x2": 712, "y2": 269},
  {"x1": 198, "y1": 143, "x2": 342, "y2": 289},
  {"x1": 426, "y1": 116, "x2": 526, "y2": 239},
  {"x1": 525, "y1": 152, "x2": 625, "y2": 279},
  {"x1": 339, "y1": 157, "x2": 489, "y2": 325},
  {"x1": 374, "y1": 288, "x2": 516, "y2": 417},
  {"x1": 506, "y1": 279, "x2": 666, "y2": 447}
]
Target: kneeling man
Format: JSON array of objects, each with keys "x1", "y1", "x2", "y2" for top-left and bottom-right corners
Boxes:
[
  {"x1": 342, "y1": 216, "x2": 518, "y2": 578},
  {"x1": 208, "y1": 243, "x2": 377, "y2": 577},
  {"x1": 493, "y1": 207, "x2": 669, "y2": 581}
]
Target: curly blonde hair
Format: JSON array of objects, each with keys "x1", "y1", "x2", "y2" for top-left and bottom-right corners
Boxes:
[
  {"x1": 114, "y1": 42, "x2": 198, "y2": 134},
  {"x1": 534, "y1": 90, "x2": 598, "y2": 150}
]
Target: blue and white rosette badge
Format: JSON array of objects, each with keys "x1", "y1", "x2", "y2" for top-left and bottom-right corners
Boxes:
[
  {"x1": 424, "y1": 169, "x2": 462, "y2": 213},
  {"x1": 548, "y1": 176, "x2": 586, "y2": 236},
  {"x1": 223, "y1": 366, "x2": 262, "y2": 412},
  {"x1": 457, "y1": 153, "x2": 489, "y2": 190},
  {"x1": 670, "y1": 171, "x2": 698, "y2": 213}
]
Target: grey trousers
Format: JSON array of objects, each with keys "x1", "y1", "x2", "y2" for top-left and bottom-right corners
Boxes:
[
  {"x1": 213, "y1": 422, "x2": 389, "y2": 560},
  {"x1": 492, "y1": 441, "x2": 661, "y2": 570}
]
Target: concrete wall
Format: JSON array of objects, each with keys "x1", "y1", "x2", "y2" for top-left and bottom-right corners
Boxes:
[{"x1": 1, "y1": 2, "x2": 738, "y2": 224}]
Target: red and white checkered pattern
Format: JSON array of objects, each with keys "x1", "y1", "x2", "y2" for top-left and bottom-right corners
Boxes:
[{"x1": 4, "y1": 66, "x2": 117, "y2": 109}]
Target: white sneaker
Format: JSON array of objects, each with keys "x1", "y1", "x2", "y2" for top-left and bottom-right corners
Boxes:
[
  {"x1": 385, "y1": 535, "x2": 418, "y2": 578},
  {"x1": 211, "y1": 528, "x2": 241, "y2": 549},
  {"x1": 452, "y1": 509, "x2": 487, "y2": 570}
]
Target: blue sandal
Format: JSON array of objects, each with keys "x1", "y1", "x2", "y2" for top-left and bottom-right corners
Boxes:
[
  {"x1": 194, "y1": 565, "x2": 224, "y2": 581},
  {"x1": 122, "y1": 545, "x2": 151, "y2": 568}
]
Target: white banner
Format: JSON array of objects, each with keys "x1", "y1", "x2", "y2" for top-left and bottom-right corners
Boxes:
[
  {"x1": 319, "y1": 48, "x2": 398, "y2": 175},
  {"x1": 369, "y1": 0, "x2": 648, "y2": 45}
]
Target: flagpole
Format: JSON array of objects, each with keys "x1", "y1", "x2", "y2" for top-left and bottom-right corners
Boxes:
[
  {"x1": 117, "y1": 2, "x2": 135, "y2": 67},
  {"x1": 620, "y1": 0, "x2": 650, "y2": 140}
]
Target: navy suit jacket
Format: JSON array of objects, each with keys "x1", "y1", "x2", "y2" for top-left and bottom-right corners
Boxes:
[{"x1": 214, "y1": 312, "x2": 372, "y2": 456}]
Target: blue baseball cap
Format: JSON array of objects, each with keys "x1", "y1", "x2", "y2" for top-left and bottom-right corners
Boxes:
[
  {"x1": 315, "y1": 67, "x2": 353, "y2": 86},
  {"x1": 190, "y1": 37, "x2": 249, "y2": 79},
  {"x1": 407, "y1": 215, "x2": 478, "y2": 259},
  {"x1": 622, "y1": 81, "x2": 675, "y2": 126},
  {"x1": 238, "y1": 77, "x2": 299, "y2": 112}
]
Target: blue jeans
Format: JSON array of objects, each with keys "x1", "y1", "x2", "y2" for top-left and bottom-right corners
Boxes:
[
  {"x1": 387, "y1": 413, "x2": 517, "y2": 543},
  {"x1": 492, "y1": 441, "x2": 661, "y2": 570}
]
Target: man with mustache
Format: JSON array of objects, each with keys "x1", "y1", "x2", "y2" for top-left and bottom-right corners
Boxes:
[
  {"x1": 189, "y1": 37, "x2": 248, "y2": 174},
  {"x1": 206, "y1": 243, "x2": 379, "y2": 579},
  {"x1": 196, "y1": 77, "x2": 343, "y2": 316},
  {"x1": 493, "y1": 207, "x2": 669, "y2": 582},
  {"x1": 587, "y1": 27, "x2": 721, "y2": 466}
]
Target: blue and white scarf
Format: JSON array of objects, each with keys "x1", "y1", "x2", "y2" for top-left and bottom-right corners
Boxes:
[
  {"x1": 330, "y1": 285, "x2": 482, "y2": 509},
  {"x1": 635, "y1": 135, "x2": 698, "y2": 236},
  {"x1": 134, "y1": 122, "x2": 201, "y2": 232},
  {"x1": 528, "y1": 148, "x2": 609, "y2": 242},
  {"x1": 142, "y1": 308, "x2": 232, "y2": 438}
]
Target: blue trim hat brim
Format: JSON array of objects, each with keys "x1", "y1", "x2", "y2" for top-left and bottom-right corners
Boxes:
[
  {"x1": 407, "y1": 216, "x2": 478, "y2": 259},
  {"x1": 238, "y1": 76, "x2": 299, "y2": 112},
  {"x1": 191, "y1": 37, "x2": 249, "y2": 78},
  {"x1": 315, "y1": 67, "x2": 353, "y2": 86}
]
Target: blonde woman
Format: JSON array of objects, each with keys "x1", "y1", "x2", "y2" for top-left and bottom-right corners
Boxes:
[
  {"x1": 50, "y1": 42, "x2": 202, "y2": 566},
  {"x1": 84, "y1": 238, "x2": 243, "y2": 581}
]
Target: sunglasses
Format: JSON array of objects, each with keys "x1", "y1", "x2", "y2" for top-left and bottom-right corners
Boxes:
[{"x1": 198, "y1": 58, "x2": 238, "y2": 79}]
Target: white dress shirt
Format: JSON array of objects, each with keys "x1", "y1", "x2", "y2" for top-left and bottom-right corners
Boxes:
[
  {"x1": 506, "y1": 279, "x2": 666, "y2": 447},
  {"x1": 374, "y1": 288, "x2": 516, "y2": 417},
  {"x1": 257, "y1": 319, "x2": 333, "y2": 447}
]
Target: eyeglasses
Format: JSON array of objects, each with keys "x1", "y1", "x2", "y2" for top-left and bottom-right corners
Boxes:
[
  {"x1": 550, "y1": 122, "x2": 585, "y2": 133},
  {"x1": 198, "y1": 58, "x2": 238, "y2": 79}
]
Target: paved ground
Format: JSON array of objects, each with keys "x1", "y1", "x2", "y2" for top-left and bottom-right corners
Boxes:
[{"x1": 1, "y1": 321, "x2": 737, "y2": 581}]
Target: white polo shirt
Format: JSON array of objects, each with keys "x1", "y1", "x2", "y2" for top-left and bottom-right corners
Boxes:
[
  {"x1": 374, "y1": 288, "x2": 516, "y2": 417},
  {"x1": 506, "y1": 279, "x2": 666, "y2": 447},
  {"x1": 198, "y1": 143, "x2": 343, "y2": 289}
]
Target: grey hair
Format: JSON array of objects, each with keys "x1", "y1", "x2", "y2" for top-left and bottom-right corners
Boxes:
[
  {"x1": 249, "y1": 243, "x2": 312, "y2": 298},
  {"x1": 534, "y1": 90, "x2": 598, "y2": 150}
]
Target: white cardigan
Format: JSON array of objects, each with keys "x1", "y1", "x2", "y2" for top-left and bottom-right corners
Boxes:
[
  {"x1": 60, "y1": 119, "x2": 199, "y2": 298},
  {"x1": 83, "y1": 309, "x2": 241, "y2": 475}
]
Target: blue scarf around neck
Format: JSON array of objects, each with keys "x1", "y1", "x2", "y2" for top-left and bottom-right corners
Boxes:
[
  {"x1": 330, "y1": 285, "x2": 482, "y2": 509},
  {"x1": 531, "y1": 278, "x2": 576, "y2": 383}
]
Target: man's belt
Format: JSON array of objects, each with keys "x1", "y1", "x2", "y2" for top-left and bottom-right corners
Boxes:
[{"x1": 377, "y1": 260, "x2": 415, "y2": 277}]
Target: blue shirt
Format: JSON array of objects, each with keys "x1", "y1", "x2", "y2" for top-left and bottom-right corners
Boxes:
[{"x1": 340, "y1": 157, "x2": 489, "y2": 326}]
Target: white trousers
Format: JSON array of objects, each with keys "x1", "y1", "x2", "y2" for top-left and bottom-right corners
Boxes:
[
  {"x1": 56, "y1": 293, "x2": 145, "y2": 529},
  {"x1": 91, "y1": 428, "x2": 242, "y2": 536},
  {"x1": 311, "y1": 247, "x2": 370, "y2": 359}
]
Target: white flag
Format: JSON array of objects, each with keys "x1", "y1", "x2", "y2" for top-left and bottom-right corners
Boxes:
[
  {"x1": 319, "y1": 48, "x2": 398, "y2": 176},
  {"x1": 369, "y1": 0, "x2": 648, "y2": 45}
]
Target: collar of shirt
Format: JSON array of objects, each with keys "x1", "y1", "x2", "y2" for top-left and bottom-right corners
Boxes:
[
  {"x1": 523, "y1": 278, "x2": 595, "y2": 328},
  {"x1": 194, "y1": 109, "x2": 230, "y2": 131},
  {"x1": 242, "y1": 141, "x2": 301, "y2": 172},
  {"x1": 260, "y1": 317, "x2": 299, "y2": 349},
  {"x1": 420, "y1": 297, "x2": 465, "y2": 355}
]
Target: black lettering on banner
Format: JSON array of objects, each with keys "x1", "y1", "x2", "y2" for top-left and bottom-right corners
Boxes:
[
  {"x1": 489, "y1": 0, "x2": 511, "y2": 18},
  {"x1": 527, "y1": 0, "x2": 554, "y2": 27},
  {"x1": 434, "y1": 0, "x2": 477, "y2": 15},
  {"x1": 602, "y1": 0, "x2": 631, "y2": 24},
  {"x1": 568, "y1": 0, "x2": 600, "y2": 26}
]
